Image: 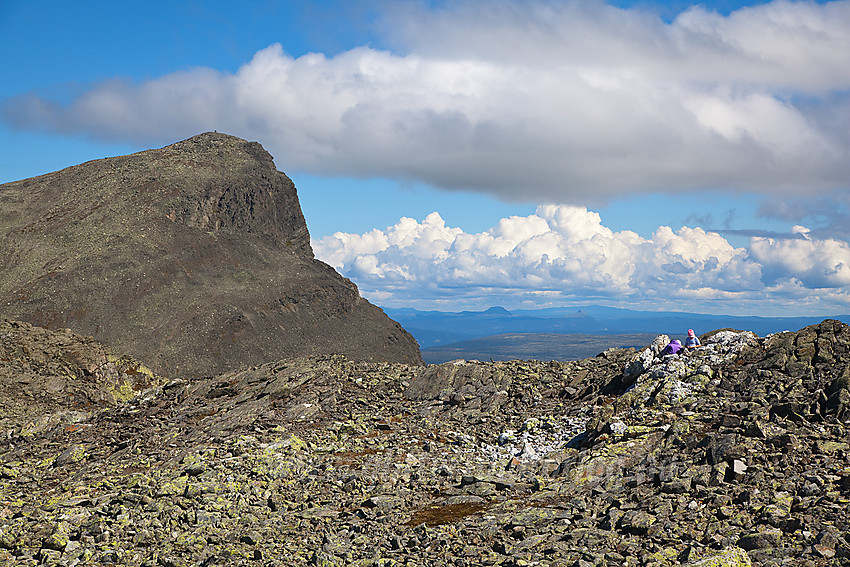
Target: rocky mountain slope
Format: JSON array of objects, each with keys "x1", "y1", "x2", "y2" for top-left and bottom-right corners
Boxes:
[
  {"x1": 2, "y1": 318, "x2": 849, "y2": 566},
  {"x1": 0, "y1": 133, "x2": 421, "y2": 376}
]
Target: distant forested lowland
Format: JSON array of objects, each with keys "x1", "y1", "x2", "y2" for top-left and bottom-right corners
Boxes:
[
  {"x1": 419, "y1": 332, "x2": 659, "y2": 364},
  {"x1": 384, "y1": 306, "x2": 850, "y2": 363}
]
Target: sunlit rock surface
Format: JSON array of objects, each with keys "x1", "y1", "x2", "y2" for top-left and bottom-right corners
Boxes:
[{"x1": 2, "y1": 320, "x2": 850, "y2": 565}]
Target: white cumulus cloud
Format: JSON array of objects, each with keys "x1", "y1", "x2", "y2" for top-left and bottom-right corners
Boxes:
[
  {"x1": 3, "y1": 0, "x2": 850, "y2": 202},
  {"x1": 313, "y1": 205, "x2": 850, "y2": 311},
  {"x1": 749, "y1": 236, "x2": 850, "y2": 287}
]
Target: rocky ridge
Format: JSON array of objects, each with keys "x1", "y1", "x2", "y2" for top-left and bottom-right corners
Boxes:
[
  {"x1": 0, "y1": 133, "x2": 421, "y2": 376},
  {"x1": 1, "y1": 319, "x2": 850, "y2": 566}
]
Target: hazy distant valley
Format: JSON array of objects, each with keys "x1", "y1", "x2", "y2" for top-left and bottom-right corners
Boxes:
[{"x1": 385, "y1": 306, "x2": 850, "y2": 363}]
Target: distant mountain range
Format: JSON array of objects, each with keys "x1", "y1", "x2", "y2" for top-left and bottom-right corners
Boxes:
[{"x1": 384, "y1": 306, "x2": 850, "y2": 363}]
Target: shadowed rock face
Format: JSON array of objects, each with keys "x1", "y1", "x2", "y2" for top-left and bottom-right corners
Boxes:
[{"x1": 0, "y1": 132, "x2": 421, "y2": 376}]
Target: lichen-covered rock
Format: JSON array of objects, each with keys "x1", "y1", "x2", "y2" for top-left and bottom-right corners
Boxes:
[
  {"x1": 2, "y1": 319, "x2": 850, "y2": 565},
  {"x1": 686, "y1": 547, "x2": 752, "y2": 566},
  {"x1": 0, "y1": 319, "x2": 161, "y2": 429}
]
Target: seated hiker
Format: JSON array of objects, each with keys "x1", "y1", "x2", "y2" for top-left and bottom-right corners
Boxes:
[
  {"x1": 684, "y1": 329, "x2": 701, "y2": 349},
  {"x1": 660, "y1": 339, "x2": 682, "y2": 357}
]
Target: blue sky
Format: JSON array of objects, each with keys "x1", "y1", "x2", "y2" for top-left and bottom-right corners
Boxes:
[{"x1": 2, "y1": 0, "x2": 849, "y2": 316}]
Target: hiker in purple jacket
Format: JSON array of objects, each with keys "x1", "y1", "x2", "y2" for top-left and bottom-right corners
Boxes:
[{"x1": 660, "y1": 339, "x2": 682, "y2": 357}]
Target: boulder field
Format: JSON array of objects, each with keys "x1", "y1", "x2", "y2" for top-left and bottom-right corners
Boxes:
[{"x1": 1, "y1": 319, "x2": 849, "y2": 566}]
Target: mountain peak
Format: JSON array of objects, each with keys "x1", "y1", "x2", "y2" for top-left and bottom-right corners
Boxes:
[
  {"x1": 0, "y1": 133, "x2": 422, "y2": 375},
  {"x1": 164, "y1": 131, "x2": 276, "y2": 165},
  {"x1": 485, "y1": 306, "x2": 512, "y2": 315}
]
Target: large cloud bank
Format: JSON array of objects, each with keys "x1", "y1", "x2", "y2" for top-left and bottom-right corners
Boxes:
[
  {"x1": 314, "y1": 205, "x2": 850, "y2": 312},
  {"x1": 4, "y1": 0, "x2": 850, "y2": 201}
]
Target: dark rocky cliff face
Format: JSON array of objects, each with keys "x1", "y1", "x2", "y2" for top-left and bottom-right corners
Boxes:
[{"x1": 0, "y1": 132, "x2": 421, "y2": 375}]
